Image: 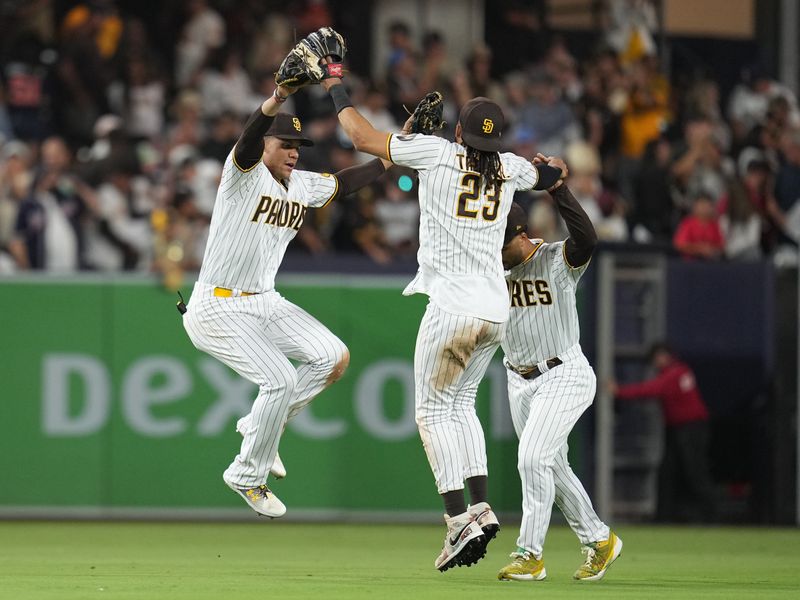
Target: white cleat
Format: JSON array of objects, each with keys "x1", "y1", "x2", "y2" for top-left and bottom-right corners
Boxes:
[
  {"x1": 468, "y1": 502, "x2": 500, "y2": 547},
  {"x1": 236, "y1": 416, "x2": 286, "y2": 479},
  {"x1": 434, "y1": 511, "x2": 486, "y2": 572},
  {"x1": 224, "y1": 478, "x2": 286, "y2": 518}
]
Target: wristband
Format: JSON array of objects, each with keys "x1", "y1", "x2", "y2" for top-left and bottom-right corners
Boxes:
[
  {"x1": 273, "y1": 88, "x2": 288, "y2": 103},
  {"x1": 323, "y1": 62, "x2": 344, "y2": 79},
  {"x1": 328, "y1": 84, "x2": 353, "y2": 113}
]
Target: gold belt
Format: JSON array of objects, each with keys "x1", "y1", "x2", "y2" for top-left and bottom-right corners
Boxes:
[{"x1": 213, "y1": 287, "x2": 255, "y2": 298}]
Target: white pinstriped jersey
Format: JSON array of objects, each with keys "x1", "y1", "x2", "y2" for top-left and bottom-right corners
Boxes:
[
  {"x1": 387, "y1": 133, "x2": 539, "y2": 323},
  {"x1": 197, "y1": 151, "x2": 338, "y2": 293},
  {"x1": 501, "y1": 240, "x2": 590, "y2": 367}
]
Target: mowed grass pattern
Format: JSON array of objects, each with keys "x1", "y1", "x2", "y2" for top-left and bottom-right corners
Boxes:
[{"x1": 1, "y1": 521, "x2": 798, "y2": 599}]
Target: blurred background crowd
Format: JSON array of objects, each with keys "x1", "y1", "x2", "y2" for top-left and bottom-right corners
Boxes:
[{"x1": 1, "y1": 0, "x2": 799, "y2": 281}]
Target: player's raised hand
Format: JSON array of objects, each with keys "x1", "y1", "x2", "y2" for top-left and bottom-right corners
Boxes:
[
  {"x1": 319, "y1": 57, "x2": 343, "y2": 91},
  {"x1": 275, "y1": 27, "x2": 347, "y2": 89},
  {"x1": 533, "y1": 153, "x2": 568, "y2": 191}
]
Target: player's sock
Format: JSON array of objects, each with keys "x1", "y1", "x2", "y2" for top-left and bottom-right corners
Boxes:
[
  {"x1": 442, "y1": 490, "x2": 467, "y2": 516},
  {"x1": 466, "y1": 475, "x2": 488, "y2": 504}
]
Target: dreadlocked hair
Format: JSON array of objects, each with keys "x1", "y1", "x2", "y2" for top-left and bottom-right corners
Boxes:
[{"x1": 465, "y1": 146, "x2": 505, "y2": 195}]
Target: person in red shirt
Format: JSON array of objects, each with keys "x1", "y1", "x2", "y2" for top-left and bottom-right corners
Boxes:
[
  {"x1": 673, "y1": 193, "x2": 725, "y2": 259},
  {"x1": 608, "y1": 343, "x2": 718, "y2": 522}
]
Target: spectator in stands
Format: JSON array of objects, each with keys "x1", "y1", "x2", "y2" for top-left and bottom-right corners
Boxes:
[
  {"x1": 609, "y1": 342, "x2": 717, "y2": 522},
  {"x1": 671, "y1": 115, "x2": 732, "y2": 209},
  {"x1": 2, "y1": 33, "x2": 54, "y2": 141},
  {"x1": 385, "y1": 21, "x2": 419, "y2": 122},
  {"x1": 332, "y1": 187, "x2": 391, "y2": 265},
  {"x1": 673, "y1": 192, "x2": 725, "y2": 260},
  {"x1": 0, "y1": 140, "x2": 33, "y2": 267},
  {"x1": 618, "y1": 57, "x2": 670, "y2": 201},
  {"x1": 374, "y1": 178, "x2": 419, "y2": 256},
  {"x1": 606, "y1": 0, "x2": 658, "y2": 64},
  {"x1": 718, "y1": 178, "x2": 762, "y2": 261},
  {"x1": 631, "y1": 135, "x2": 675, "y2": 243},
  {"x1": 452, "y1": 44, "x2": 504, "y2": 108},
  {"x1": 167, "y1": 90, "x2": 206, "y2": 153},
  {"x1": 519, "y1": 69, "x2": 578, "y2": 158},
  {"x1": 417, "y1": 31, "x2": 449, "y2": 100},
  {"x1": 199, "y1": 111, "x2": 240, "y2": 164},
  {"x1": 12, "y1": 139, "x2": 95, "y2": 272},
  {"x1": 775, "y1": 130, "x2": 800, "y2": 228},
  {"x1": 575, "y1": 58, "x2": 622, "y2": 172},
  {"x1": 386, "y1": 21, "x2": 414, "y2": 75},
  {"x1": 164, "y1": 185, "x2": 208, "y2": 272},
  {"x1": 199, "y1": 47, "x2": 255, "y2": 119},
  {"x1": 86, "y1": 155, "x2": 153, "y2": 271},
  {"x1": 175, "y1": 0, "x2": 226, "y2": 87},
  {"x1": 57, "y1": 3, "x2": 122, "y2": 144},
  {"x1": 500, "y1": 71, "x2": 530, "y2": 131},
  {"x1": 728, "y1": 65, "x2": 800, "y2": 146},
  {"x1": 565, "y1": 141, "x2": 628, "y2": 241},
  {"x1": 61, "y1": 0, "x2": 123, "y2": 61},
  {"x1": 347, "y1": 84, "x2": 398, "y2": 163},
  {"x1": 738, "y1": 158, "x2": 787, "y2": 253},
  {"x1": 544, "y1": 36, "x2": 583, "y2": 102},
  {"x1": 108, "y1": 57, "x2": 166, "y2": 140},
  {"x1": 0, "y1": 84, "x2": 14, "y2": 142},
  {"x1": 683, "y1": 79, "x2": 731, "y2": 158}
]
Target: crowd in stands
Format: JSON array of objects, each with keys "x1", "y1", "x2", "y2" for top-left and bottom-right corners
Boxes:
[{"x1": 1, "y1": 0, "x2": 799, "y2": 279}]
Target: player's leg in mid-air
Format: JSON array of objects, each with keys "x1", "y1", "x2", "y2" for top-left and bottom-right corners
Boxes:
[
  {"x1": 414, "y1": 302, "x2": 503, "y2": 571},
  {"x1": 183, "y1": 291, "x2": 293, "y2": 518},
  {"x1": 451, "y1": 336, "x2": 504, "y2": 551},
  {"x1": 234, "y1": 295, "x2": 350, "y2": 479},
  {"x1": 499, "y1": 357, "x2": 621, "y2": 581}
]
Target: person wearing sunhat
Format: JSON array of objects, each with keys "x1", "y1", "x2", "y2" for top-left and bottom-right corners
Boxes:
[
  {"x1": 321, "y1": 72, "x2": 566, "y2": 572},
  {"x1": 181, "y1": 82, "x2": 391, "y2": 519}
]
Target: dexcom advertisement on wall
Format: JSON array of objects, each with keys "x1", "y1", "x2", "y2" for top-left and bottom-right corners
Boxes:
[{"x1": 0, "y1": 276, "x2": 539, "y2": 516}]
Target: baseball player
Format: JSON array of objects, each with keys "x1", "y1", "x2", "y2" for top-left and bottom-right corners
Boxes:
[
  {"x1": 321, "y1": 73, "x2": 565, "y2": 570},
  {"x1": 496, "y1": 159, "x2": 622, "y2": 582},
  {"x1": 181, "y1": 80, "x2": 391, "y2": 518}
]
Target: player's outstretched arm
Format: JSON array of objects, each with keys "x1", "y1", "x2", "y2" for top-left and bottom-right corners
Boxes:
[
  {"x1": 233, "y1": 85, "x2": 298, "y2": 171},
  {"x1": 322, "y1": 78, "x2": 392, "y2": 163},
  {"x1": 328, "y1": 159, "x2": 387, "y2": 203},
  {"x1": 553, "y1": 183, "x2": 598, "y2": 267},
  {"x1": 535, "y1": 154, "x2": 598, "y2": 267}
]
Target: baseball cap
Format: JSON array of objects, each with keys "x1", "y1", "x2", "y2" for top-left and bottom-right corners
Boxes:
[
  {"x1": 266, "y1": 113, "x2": 314, "y2": 146},
  {"x1": 458, "y1": 97, "x2": 504, "y2": 152},
  {"x1": 504, "y1": 202, "x2": 528, "y2": 245}
]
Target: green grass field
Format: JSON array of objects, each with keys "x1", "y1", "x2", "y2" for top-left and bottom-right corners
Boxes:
[{"x1": 1, "y1": 521, "x2": 798, "y2": 600}]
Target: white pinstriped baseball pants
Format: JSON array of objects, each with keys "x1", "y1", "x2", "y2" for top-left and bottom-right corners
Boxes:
[
  {"x1": 183, "y1": 283, "x2": 348, "y2": 488},
  {"x1": 414, "y1": 302, "x2": 505, "y2": 495},
  {"x1": 506, "y1": 345, "x2": 609, "y2": 556}
]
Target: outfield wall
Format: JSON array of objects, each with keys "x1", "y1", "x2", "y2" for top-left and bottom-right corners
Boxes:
[{"x1": 0, "y1": 275, "x2": 559, "y2": 519}]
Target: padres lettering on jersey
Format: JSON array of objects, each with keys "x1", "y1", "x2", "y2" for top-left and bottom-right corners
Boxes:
[
  {"x1": 250, "y1": 196, "x2": 307, "y2": 230},
  {"x1": 508, "y1": 279, "x2": 553, "y2": 307},
  {"x1": 387, "y1": 133, "x2": 540, "y2": 323},
  {"x1": 502, "y1": 241, "x2": 589, "y2": 366},
  {"x1": 197, "y1": 152, "x2": 337, "y2": 293}
]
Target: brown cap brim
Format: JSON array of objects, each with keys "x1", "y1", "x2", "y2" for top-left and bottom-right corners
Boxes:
[
  {"x1": 461, "y1": 130, "x2": 501, "y2": 152},
  {"x1": 269, "y1": 133, "x2": 314, "y2": 147}
]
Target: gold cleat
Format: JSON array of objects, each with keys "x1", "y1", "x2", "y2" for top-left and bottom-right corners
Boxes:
[
  {"x1": 497, "y1": 548, "x2": 546, "y2": 581},
  {"x1": 574, "y1": 531, "x2": 623, "y2": 581}
]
